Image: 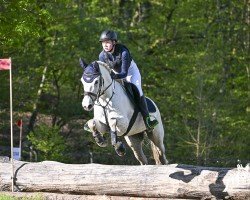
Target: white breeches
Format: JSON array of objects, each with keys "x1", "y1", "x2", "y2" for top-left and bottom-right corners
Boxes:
[{"x1": 125, "y1": 60, "x2": 143, "y2": 96}]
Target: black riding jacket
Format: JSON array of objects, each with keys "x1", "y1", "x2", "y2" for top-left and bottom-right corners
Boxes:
[{"x1": 99, "y1": 44, "x2": 132, "y2": 79}]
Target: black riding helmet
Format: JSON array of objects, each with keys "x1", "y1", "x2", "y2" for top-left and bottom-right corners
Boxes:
[{"x1": 99, "y1": 30, "x2": 117, "y2": 42}]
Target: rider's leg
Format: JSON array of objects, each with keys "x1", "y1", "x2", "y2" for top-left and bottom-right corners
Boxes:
[
  {"x1": 139, "y1": 95, "x2": 158, "y2": 129},
  {"x1": 126, "y1": 61, "x2": 158, "y2": 129}
]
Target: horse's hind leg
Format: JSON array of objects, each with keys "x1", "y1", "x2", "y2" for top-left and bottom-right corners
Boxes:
[
  {"x1": 124, "y1": 133, "x2": 148, "y2": 165},
  {"x1": 147, "y1": 129, "x2": 168, "y2": 165}
]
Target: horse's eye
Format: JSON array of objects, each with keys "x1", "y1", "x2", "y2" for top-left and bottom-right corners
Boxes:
[{"x1": 94, "y1": 80, "x2": 98, "y2": 85}]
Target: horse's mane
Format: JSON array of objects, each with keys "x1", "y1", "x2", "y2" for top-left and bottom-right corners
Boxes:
[
  {"x1": 96, "y1": 61, "x2": 111, "y2": 73},
  {"x1": 96, "y1": 60, "x2": 123, "y2": 85}
]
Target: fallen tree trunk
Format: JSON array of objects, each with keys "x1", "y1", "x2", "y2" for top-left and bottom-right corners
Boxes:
[{"x1": 0, "y1": 160, "x2": 249, "y2": 199}]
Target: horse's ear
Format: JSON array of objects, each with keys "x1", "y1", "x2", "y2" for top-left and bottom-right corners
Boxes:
[
  {"x1": 93, "y1": 61, "x2": 100, "y2": 72},
  {"x1": 79, "y1": 58, "x2": 88, "y2": 69}
]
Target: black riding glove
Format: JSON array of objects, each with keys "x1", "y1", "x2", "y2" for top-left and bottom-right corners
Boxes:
[{"x1": 110, "y1": 71, "x2": 118, "y2": 79}]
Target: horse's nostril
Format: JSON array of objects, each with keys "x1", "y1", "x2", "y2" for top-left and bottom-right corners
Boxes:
[{"x1": 88, "y1": 105, "x2": 93, "y2": 110}]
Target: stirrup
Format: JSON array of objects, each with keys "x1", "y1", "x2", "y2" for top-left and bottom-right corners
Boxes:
[{"x1": 146, "y1": 116, "x2": 158, "y2": 130}]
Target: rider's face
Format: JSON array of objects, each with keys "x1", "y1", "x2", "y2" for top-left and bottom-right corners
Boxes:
[{"x1": 102, "y1": 40, "x2": 115, "y2": 52}]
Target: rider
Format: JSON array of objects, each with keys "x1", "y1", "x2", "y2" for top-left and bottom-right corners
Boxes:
[{"x1": 98, "y1": 30, "x2": 158, "y2": 130}]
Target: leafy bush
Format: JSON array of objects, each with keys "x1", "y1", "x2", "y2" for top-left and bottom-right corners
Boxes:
[{"x1": 27, "y1": 125, "x2": 66, "y2": 162}]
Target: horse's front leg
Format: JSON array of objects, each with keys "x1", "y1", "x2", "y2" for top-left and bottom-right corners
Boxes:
[
  {"x1": 85, "y1": 119, "x2": 108, "y2": 147},
  {"x1": 109, "y1": 118, "x2": 126, "y2": 157}
]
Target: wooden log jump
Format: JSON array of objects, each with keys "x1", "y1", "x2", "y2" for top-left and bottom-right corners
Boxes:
[{"x1": 0, "y1": 160, "x2": 249, "y2": 199}]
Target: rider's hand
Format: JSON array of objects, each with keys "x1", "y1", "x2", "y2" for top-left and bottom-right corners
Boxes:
[{"x1": 110, "y1": 71, "x2": 118, "y2": 79}]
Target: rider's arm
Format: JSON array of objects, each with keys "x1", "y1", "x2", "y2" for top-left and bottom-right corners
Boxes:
[
  {"x1": 112, "y1": 49, "x2": 131, "y2": 79},
  {"x1": 99, "y1": 51, "x2": 105, "y2": 62}
]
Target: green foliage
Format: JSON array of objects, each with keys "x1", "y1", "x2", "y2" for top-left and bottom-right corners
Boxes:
[{"x1": 27, "y1": 125, "x2": 66, "y2": 162}]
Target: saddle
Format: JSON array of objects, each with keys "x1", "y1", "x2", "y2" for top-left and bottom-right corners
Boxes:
[{"x1": 123, "y1": 82, "x2": 156, "y2": 113}]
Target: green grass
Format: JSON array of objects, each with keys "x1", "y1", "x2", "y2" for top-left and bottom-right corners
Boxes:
[{"x1": 0, "y1": 194, "x2": 44, "y2": 200}]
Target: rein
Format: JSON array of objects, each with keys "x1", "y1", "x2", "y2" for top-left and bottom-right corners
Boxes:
[
  {"x1": 94, "y1": 76, "x2": 115, "y2": 130},
  {"x1": 95, "y1": 77, "x2": 115, "y2": 108},
  {"x1": 97, "y1": 76, "x2": 114, "y2": 99}
]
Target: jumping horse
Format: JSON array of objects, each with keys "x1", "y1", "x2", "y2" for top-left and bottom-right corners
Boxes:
[{"x1": 80, "y1": 59, "x2": 168, "y2": 165}]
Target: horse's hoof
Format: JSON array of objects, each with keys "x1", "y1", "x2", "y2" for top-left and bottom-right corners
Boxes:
[
  {"x1": 96, "y1": 139, "x2": 108, "y2": 147},
  {"x1": 93, "y1": 132, "x2": 107, "y2": 147},
  {"x1": 84, "y1": 123, "x2": 91, "y2": 132},
  {"x1": 114, "y1": 141, "x2": 126, "y2": 157}
]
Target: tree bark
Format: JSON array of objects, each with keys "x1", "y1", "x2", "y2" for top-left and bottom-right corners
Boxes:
[
  {"x1": 27, "y1": 65, "x2": 47, "y2": 132},
  {"x1": 0, "y1": 161, "x2": 249, "y2": 199}
]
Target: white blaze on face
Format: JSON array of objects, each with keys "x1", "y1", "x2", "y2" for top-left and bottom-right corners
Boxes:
[{"x1": 82, "y1": 96, "x2": 93, "y2": 111}]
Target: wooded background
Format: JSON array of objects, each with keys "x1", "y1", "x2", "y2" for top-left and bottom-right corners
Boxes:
[{"x1": 0, "y1": 0, "x2": 249, "y2": 167}]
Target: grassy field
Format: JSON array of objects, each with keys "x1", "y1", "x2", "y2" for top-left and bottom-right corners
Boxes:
[
  {"x1": 0, "y1": 193, "x2": 153, "y2": 200},
  {"x1": 0, "y1": 193, "x2": 43, "y2": 200}
]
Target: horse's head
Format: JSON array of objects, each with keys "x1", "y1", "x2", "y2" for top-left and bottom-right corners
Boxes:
[{"x1": 80, "y1": 58, "x2": 103, "y2": 111}]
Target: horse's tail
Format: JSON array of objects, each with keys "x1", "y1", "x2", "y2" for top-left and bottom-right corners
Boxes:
[
  {"x1": 150, "y1": 140, "x2": 168, "y2": 165},
  {"x1": 150, "y1": 141, "x2": 161, "y2": 165},
  {"x1": 150, "y1": 141, "x2": 159, "y2": 164}
]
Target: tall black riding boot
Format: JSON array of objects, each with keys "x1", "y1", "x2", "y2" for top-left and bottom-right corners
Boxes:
[{"x1": 139, "y1": 95, "x2": 158, "y2": 130}]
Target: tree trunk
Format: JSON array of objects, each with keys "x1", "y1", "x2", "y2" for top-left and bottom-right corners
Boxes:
[
  {"x1": 0, "y1": 161, "x2": 249, "y2": 199},
  {"x1": 27, "y1": 0, "x2": 48, "y2": 133},
  {"x1": 27, "y1": 65, "x2": 48, "y2": 132}
]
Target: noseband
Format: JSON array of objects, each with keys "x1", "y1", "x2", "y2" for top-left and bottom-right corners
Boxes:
[
  {"x1": 84, "y1": 91, "x2": 98, "y2": 101},
  {"x1": 84, "y1": 75, "x2": 114, "y2": 102},
  {"x1": 83, "y1": 73, "x2": 103, "y2": 102}
]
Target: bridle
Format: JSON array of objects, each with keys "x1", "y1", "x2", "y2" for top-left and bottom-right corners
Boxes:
[
  {"x1": 83, "y1": 73, "x2": 114, "y2": 107},
  {"x1": 82, "y1": 64, "x2": 115, "y2": 129},
  {"x1": 83, "y1": 72, "x2": 103, "y2": 102}
]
